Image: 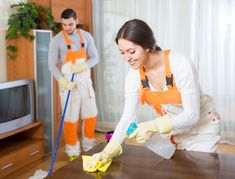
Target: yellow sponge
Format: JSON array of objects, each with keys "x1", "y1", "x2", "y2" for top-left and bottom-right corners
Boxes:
[{"x1": 82, "y1": 155, "x2": 112, "y2": 172}]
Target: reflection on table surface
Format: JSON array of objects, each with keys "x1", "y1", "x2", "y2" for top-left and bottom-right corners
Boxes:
[{"x1": 47, "y1": 143, "x2": 235, "y2": 179}]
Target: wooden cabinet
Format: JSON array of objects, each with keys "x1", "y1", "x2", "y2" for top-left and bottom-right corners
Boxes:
[
  {"x1": 51, "y1": 0, "x2": 85, "y2": 23},
  {"x1": 0, "y1": 122, "x2": 44, "y2": 179},
  {"x1": 29, "y1": 0, "x2": 51, "y2": 7},
  {"x1": 7, "y1": 30, "x2": 54, "y2": 154},
  {"x1": 30, "y1": 0, "x2": 93, "y2": 32},
  {"x1": 50, "y1": 0, "x2": 92, "y2": 32}
]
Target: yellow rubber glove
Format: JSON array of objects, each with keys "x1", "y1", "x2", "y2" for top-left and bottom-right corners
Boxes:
[
  {"x1": 58, "y1": 77, "x2": 76, "y2": 90},
  {"x1": 83, "y1": 139, "x2": 122, "y2": 172},
  {"x1": 71, "y1": 62, "x2": 89, "y2": 74},
  {"x1": 129, "y1": 115, "x2": 172, "y2": 143},
  {"x1": 82, "y1": 155, "x2": 112, "y2": 172}
]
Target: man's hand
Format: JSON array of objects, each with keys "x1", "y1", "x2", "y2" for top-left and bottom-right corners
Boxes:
[
  {"x1": 71, "y1": 62, "x2": 89, "y2": 74},
  {"x1": 58, "y1": 77, "x2": 76, "y2": 90}
]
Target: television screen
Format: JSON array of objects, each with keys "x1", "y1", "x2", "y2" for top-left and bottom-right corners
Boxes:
[
  {"x1": 0, "y1": 79, "x2": 34, "y2": 134},
  {"x1": 0, "y1": 85, "x2": 30, "y2": 123}
]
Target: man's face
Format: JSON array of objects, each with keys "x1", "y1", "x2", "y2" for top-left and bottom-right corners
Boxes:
[{"x1": 61, "y1": 17, "x2": 77, "y2": 34}]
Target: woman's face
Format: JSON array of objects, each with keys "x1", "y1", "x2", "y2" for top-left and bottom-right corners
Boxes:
[{"x1": 118, "y1": 39, "x2": 149, "y2": 69}]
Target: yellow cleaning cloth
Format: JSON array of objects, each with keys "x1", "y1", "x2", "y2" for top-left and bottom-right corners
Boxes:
[{"x1": 82, "y1": 155, "x2": 112, "y2": 172}]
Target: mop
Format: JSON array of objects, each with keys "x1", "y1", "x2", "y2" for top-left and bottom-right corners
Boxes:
[{"x1": 29, "y1": 74, "x2": 75, "y2": 179}]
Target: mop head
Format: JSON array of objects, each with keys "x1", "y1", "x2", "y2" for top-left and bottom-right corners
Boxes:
[{"x1": 28, "y1": 169, "x2": 48, "y2": 179}]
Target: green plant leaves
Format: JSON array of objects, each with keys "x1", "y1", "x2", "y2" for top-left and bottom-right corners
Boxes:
[
  {"x1": 6, "y1": 2, "x2": 60, "y2": 60},
  {"x1": 7, "y1": 45, "x2": 17, "y2": 61}
]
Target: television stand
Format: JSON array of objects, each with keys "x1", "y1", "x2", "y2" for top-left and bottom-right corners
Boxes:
[{"x1": 0, "y1": 121, "x2": 45, "y2": 178}]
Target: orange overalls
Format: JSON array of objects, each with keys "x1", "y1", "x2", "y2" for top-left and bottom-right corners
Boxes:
[
  {"x1": 139, "y1": 50, "x2": 182, "y2": 115},
  {"x1": 139, "y1": 50, "x2": 220, "y2": 152},
  {"x1": 59, "y1": 29, "x2": 97, "y2": 156}
]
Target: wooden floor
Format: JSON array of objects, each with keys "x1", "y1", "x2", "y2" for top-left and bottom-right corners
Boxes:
[{"x1": 7, "y1": 132, "x2": 235, "y2": 179}]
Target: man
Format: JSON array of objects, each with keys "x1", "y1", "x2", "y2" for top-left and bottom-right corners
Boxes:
[{"x1": 48, "y1": 8, "x2": 99, "y2": 161}]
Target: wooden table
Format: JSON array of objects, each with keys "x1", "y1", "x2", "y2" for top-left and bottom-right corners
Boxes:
[{"x1": 47, "y1": 143, "x2": 235, "y2": 179}]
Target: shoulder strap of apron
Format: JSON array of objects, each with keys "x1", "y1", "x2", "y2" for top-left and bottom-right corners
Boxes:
[
  {"x1": 139, "y1": 65, "x2": 150, "y2": 104},
  {"x1": 77, "y1": 29, "x2": 85, "y2": 47},
  {"x1": 62, "y1": 30, "x2": 75, "y2": 50},
  {"x1": 62, "y1": 29, "x2": 85, "y2": 49},
  {"x1": 164, "y1": 50, "x2": 174, "y2": 90}
]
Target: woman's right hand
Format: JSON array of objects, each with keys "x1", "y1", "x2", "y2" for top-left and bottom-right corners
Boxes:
[{"x1": 83, "y1": 139, "x2": 122, "y2": 172}]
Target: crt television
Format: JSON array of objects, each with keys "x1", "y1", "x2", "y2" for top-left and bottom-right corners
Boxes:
[{"x1": 0, "y1": 79, "x2": 35, "y2": 134}]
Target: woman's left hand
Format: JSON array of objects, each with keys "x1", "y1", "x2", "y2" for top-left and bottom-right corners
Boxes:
[
  {"x1": 129, "y1": 115, "x2": 172, "y2": 143},
  {"x1": 129, "y1": 121, "x2": 156, "y2": 143}
]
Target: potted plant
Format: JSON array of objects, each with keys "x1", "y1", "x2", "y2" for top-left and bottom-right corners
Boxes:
[{"x1": 6, "y1": 2, "x2": 60, "y2": 60}]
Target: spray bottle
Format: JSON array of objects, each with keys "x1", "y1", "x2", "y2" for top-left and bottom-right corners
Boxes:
[{"x1": 126, "y1": 122, "x2": 176, "y2": 159}]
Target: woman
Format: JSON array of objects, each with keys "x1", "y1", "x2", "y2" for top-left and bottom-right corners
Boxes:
[{"x1": 83, "y1": 19, "x2": 221, "y2": 171}]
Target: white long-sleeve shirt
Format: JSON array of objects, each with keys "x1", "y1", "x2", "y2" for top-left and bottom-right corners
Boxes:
[{"x1": 112, "y1": 50, "x2": 201, "y2": 143}]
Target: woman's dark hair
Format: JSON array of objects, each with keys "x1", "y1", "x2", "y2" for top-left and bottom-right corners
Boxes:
[
  {"x1": 115, "y1": 19, "x2": 161, "y2": 51},
  {"x1": 61, "y1": 8, "x2": 77, "y2": 20}
]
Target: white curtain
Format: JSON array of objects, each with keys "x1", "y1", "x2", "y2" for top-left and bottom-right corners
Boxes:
[
  {"x1": 0, "y1": 0, "x2": 27, "y2": 82},
  {"x1": 197, "y1": 0, "x2": 235, "y2": 144},
  {"x1": 93, "y1": 0, "x2": 235, "y2": 144}
]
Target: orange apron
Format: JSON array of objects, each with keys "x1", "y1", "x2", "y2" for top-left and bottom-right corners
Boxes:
[
  {"x1": 139, "y1": 50, "x2": 220, "y2": 151},
  {"x1": 60, "y1": 29, "x2": 97, "y2": 154},
  {"x1": 62, "y1": 29, "x2": 87, "y2": 63},
  {"x1": 139, "y1": 50, "x2": 182, "y2": 116}
]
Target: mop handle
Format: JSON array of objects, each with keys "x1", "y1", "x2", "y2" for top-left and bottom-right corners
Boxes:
[{"x1": 48, "y1": 73, "x2": 75, "y2": 176}]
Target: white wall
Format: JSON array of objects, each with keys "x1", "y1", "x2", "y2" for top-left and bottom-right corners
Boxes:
[
  {"x1": 0, "y1": 1, "x2": 8, "y2": 82},
  {"x1": 0, "y1": 30, "x2": 6, "y2": 82},
  {"x1": 0, "y1": 0, "x2": 27, "y2": 82}
]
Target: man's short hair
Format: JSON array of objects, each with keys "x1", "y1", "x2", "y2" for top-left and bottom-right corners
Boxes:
[{"x1": 61, "y1": 8, "x2": 77, "y2": 20}]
